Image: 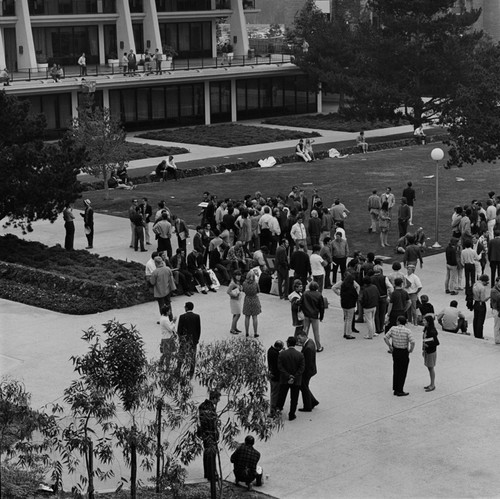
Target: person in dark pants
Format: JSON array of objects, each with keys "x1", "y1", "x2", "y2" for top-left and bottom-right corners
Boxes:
[
  {"x1": 488, "y1": 230, "x2": 500, "y2": 284},
  {"x1": 80, "y1": 199, "x2": 94, "y2": 249},
  {"x1": 331, "y1": 231, "x2": 349, "y2": 284},
  {"x1": 131, "y1": 207, "x2": 147, "y2": 252},
  {"x1": 472, "y1": 275, "x2": 491, "y2": 339},
  {"x1": 397, "y1": 197, "x2": 411, "y2": 238},
  {"x1": 230, "y1": 436, "x2": 262, "y2": 491},
  {"x1": 290, "y1": 243, "x2": 311, "y2": 289},
  {"x1": 275, "y1": 239, "x2": 289, "y2": 299},
  {"x1": 384, "y1": 316, "x2": 415, "y2": 396},
  {"x1": 297, "y1": 333, "x2": 319, "y2": 412},
  {"x1": 63, "y1": 202, "x2": 75, "y2": 250},
  {"x1": 385, "y1": 278, "x2": 411, "y2": 333},
  {"x1": 198, "y1": 390, "x2": 220, "y2": 483},
  {"x1": 402, "y1": 181, "x2": 416, "y2": 226},
  {"x1": 277, "y1": 336, "x2": 305, "y2": 421},
  {"x1": 267, "y1": 340, "x2": 284, "y2": 415},
  {"x1": 177, "y1": 301, "x2": 201, "y2": 377}
]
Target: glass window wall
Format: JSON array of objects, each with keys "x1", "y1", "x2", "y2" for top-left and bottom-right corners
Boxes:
[
  {"x1": 28, "y1": 0, "x2": 98, "y2": 15},
  {"x1": 2, "y1": 0, "x2": 15, "y2": 16},
  {"x1": 159, "y1": 22, "x2": 212, "y2": 58},
  {"x1": 156, "y1": 0, "x2": 211, "y2": 11},
  {"x1": 129, "y1": 0, "x2": 143, "y2": 13},
  {"x1": 22, "y1": 92, "x2": 72, "y2": 132},
  {"x1": 210, "y1": 81, "x2": 231, "y2": 123}
]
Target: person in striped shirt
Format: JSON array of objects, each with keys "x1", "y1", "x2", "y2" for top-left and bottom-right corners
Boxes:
[{"x1": 384, "y1": 316, "x2": 415, "y2": 396}]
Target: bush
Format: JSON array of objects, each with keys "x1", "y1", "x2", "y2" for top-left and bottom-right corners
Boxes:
[
  {"x1": 125, "y1": 142, "x2": 189, "y2": 160},
  {"x1": 0, "y1": 462, "x2": 46, "y2": 499},
  {"x1": 0, "y1": 235, "x2": 152, "y2": 314}
]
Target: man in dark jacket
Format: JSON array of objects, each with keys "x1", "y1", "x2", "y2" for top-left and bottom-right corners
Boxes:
[
  {"x1": 230, "y1": 435, "x2": 261, "y2": 491},
  {"x1": 297, "y1": 333, "x2": 319, "y2": 412},
  {"x1": 277, "y1": 336, "x2": 305, "y2": 421},
  {"x1": 275, "y1": 239, "x2": 289, "y2": 299},
  {"x1": 360, "y1": 276, "x2": 380, "y2": 339},
  {"x1": 290, "y1": 243, "x2": 311, "y2": 288},
  {"x1": 267, "y1": 340, "x2": 284, "y2": 414},
  {"x1": 301, "y1": 281, "x2": 325, "y2": 352},
  {"x1": 177, "y1": 302, "x2": 201, "y2": 377},
  {"x1": 198, "y1": 390, "x2": 220, "y2": 482}
]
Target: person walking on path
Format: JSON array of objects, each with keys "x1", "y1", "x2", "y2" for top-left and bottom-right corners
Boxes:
[
  {"x1": 367, "y1": 190, "x2": 381, "y2": 234},
  {"x1": 422, "y1": 314, "x2": 439, "y2": 392},
  {"x1": 398, "y1": 197, "x2": 411, "y2": 237},
  {"x1": 301, "y1": 281, "x2": 325, "y2": 352},
  {"x1": 81, "y1": 199, "x2": 94, "y2": 249},
  {"x1": 297, "y1": 333, "x2": 319, "y2": 412},
  {"x1": 490, "y1": 277, "x2": 500, "y2": 344},
  {"x1": 242, "y1": 271, "x2": 261, "y2": 338},
  {"x1": 227, "y1": 270, "x2": 243, "y2": 334},
  {"x1": 149, "y1": 256, "x2": 177, "y2": 314},
  {"x1": 267, "y1": 340, "x2": 284, "y2": 415},
  {"x1": 384, "y1": 316, "x2": 415, "y2": 397},
  {"x1": 277, "y1": 336, "x2": 305, "y2": 421},
  {"x1": 177, "y1": 301, "x2": 201, "y2": 377},
  {"x1": 63, "y1": 202, "x2": 75, "y2": 250},
  {"x1": 402, "y1": 182, "x2": 416, "y2": 226},
  {"x1": 472, "y1": 275, "x2": 491, "y2": 339}
]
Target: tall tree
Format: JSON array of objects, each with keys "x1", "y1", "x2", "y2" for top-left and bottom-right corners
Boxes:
[
  {"x1": 291, "y1": 0, "x2": 483, "y2": 124},
  {"x1": 69, "y1": 102, "x2": 128, "y2": 200},
  {"x1": 0, "y1": 92, "x2": 83, "y2": 231}
]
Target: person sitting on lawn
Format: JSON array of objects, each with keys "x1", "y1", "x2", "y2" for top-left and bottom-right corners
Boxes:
[
  {"x1": 356, "y1": 131, "x2": 368, "y2": 153},
  {"x1": 166, "y1": 155, "x2": 179, "y2": 181},
  {"x1": 295, "y1": 139, "x2": 312, "y2": 162},
  {"x1": 156, "y1": 159, "x2": 168, "y2": 181}
]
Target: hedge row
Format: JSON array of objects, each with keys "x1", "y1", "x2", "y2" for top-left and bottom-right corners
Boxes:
[{"x1": 79, "y1": 134, "x2": 448, "y2": 192}]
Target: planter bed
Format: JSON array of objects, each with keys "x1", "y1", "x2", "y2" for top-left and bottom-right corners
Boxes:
[{"x1": 0, "y1": 235, "x2": 151, "y2": 314}]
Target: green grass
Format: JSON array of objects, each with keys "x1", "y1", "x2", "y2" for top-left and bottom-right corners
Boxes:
[
  {"x1": 136, "y1": 123, "x2": 321, "y2": 148},
  {"x1": 262, "y1": 113, "x2": 410, "y2": 132},
  {"x1": 125, "y1": 142, "x2": 189, "y2": 159},
  {"x1": 83, "y1": 143, "x2": 500, "y2": 259}
]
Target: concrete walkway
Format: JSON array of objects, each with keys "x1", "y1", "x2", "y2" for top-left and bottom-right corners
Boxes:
[{"x1": 2, "y1": 208, "x2": 500, "y2": 498}]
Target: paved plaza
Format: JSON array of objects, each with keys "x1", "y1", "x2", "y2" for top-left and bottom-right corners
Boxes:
[{"x1": 2, "y1": 208, "x2": 500, "y2": 498}]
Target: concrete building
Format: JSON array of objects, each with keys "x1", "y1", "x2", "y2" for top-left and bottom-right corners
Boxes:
[{"x1": 0, "y1": 0, "x2": 317, "y2": 132}]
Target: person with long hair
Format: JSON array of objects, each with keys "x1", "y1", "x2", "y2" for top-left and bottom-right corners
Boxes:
[
  {"x1": 422, "y1": 314, "x2": 439, "y2": 392},
  {"x1": 227, "y1": 270, "x2": 243, "y2": 334},
  {"x1": 378, "y1": 201, "x2": 391, "y2": 247},
  {"x1": 242, "y1": 271, "x2": 261, "y2": 338},
  {"x1": 333, "y1": 273, "x2": 360, "y2": 340},
  {"x1": 288, "y1": 279, "x2": 304, "y2": 337}
]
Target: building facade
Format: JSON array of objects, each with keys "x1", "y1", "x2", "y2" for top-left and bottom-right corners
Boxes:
[{"x1": 0, "y1": 0, "x2": 318, "y2": 132}]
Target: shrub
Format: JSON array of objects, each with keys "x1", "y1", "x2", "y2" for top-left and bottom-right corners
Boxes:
[{"x1": 0, "y1": 462, "x2": 46, "y2": 499}]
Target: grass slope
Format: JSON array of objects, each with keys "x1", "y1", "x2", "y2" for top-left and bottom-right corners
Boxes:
[{"x1": 83, "y1": 143, "x2": 500, "y2": 260}]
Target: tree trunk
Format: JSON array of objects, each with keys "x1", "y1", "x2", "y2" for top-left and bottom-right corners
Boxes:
[
  {"x1": 88, "y1": 440, "x2": 94, "y2": 499},
  {"x1": 156, "y1": 401, "x2": 162, "y2": 493},
  {"x1": 131, "y1": 441, "x2": 137, "y2": 499},
  {"x1": 102, "y1": 167, "x2": 110, "y2": 201}
]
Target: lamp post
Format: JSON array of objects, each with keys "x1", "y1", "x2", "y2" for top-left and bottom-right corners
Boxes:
[{"x1": 431, "y1": 147, "x2": 445, "y2": 249}]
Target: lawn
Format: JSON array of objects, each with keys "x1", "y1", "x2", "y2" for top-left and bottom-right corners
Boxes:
[
  {"x1": 136, "y1": 123, "x2": 321, "y2": 147},
  {"x1": 125, "y1": 142, "x2": 189, "y2": 159},
  {"x1": 83, "y1": 143, "x2": 499, "y2": 260},
  {"x1": 262, "y1": 112, "x2": 411, "y2": 132}
]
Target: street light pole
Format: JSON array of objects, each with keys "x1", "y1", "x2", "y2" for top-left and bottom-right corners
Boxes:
[{"x1": 431, "y1": 148, "x2": 444, "y2": 249}]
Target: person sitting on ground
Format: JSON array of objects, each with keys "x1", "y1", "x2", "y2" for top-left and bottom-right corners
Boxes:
[
  {"x1": 50, "y1": 63, "x2": 61, "y2": 82},
  {"x1": 414, "y1": 125, "x2": 426, "y2": 145},
  {"x1": 304, "y1": 138, "x2": 315, "y2": 161},
  {"x1": 108, "y1": 170, "x2": 135, "y2": 190},
  {"x1": 156, "y1": 160, "x2": 168, "y2": 181},
  {"x1": 295, "y1": 139, "x2": 312, "y2": 162},
  {"x1": 230, "y1": 435, "x2": 262, "y2": 491},
  {"x1": 436, "y1": 300, "x2": 469, "y2": 335},
  {"x1": 0, "y1": 67, "x2": 11, "y2": 86},
  {"x1": 356, "y1": 131, "x2": 368, "y2": 153}
]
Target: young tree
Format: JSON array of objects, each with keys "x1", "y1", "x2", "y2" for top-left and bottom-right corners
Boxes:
[
  {"x1": 56, "y1": 326, "x2": 117, "y2": 499},
  {"x1": 0, "y1": 91, "x2": 83, "y2": 231},
  {"x1": 69, "y1": 102, "x2": 128, "y2": 200},
  {"x1": 0, "y1": 378, "x2": 59, "y2": 495},
  {"x1": 175, "y1": 338, "x2": 282, "y2": 499}
]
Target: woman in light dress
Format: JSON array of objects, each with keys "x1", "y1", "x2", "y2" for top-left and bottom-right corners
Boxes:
[
  {"x1": 227, "y1": 270, "x2": 243, "y2": 334},
  {"x1": 242, "y1": 271, "x2": 262, "y2": 338}
]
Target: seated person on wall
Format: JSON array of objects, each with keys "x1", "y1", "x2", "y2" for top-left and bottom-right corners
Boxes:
[
  {"x1": 0, "y1": 68, "x2": 11, "y2": 86},
  {"x1": 414, "y1": 125, "x2": 426, "y2": 145},
  {"x1": 156, "y1": 160, "x2": 168, "y2": 181},
  {"x1": 356, "y1": 131, "x2": 368, "y2": 153},
  {"x1": 108, "y1": 170, "x2": 135, "y2": 190},
  {"x1": 295, "y1": 139, "x2": 312, "y2": 162}
]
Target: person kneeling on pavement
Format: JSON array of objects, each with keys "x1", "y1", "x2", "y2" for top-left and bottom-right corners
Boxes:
[{"x1": 231, "y1": 435, "x2": 262, "y2": 491}]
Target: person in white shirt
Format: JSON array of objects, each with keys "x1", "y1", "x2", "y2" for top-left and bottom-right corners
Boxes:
[
  {"x1": 486, "y1": 199, "x2": 497, "y2": 240},
  {"x1": 406, "y1": 264, "x2": 422, "y2": 325},
  {"x1": 290, "y1": 216, "x2": 307, "y2": 248},
  {"x1": 166, "y1": 155, "x2": 178, "y2": 181},
  {"x1": 77, "y1": 53, "x2": 87, "y2": 76},
  {"x1": 159, "y1": 304, "x2": 177, "y2": 358},
  {"x1": 145, "y1": 251, "x2": 159, "y2": 278},
  {"x1": 310, "y1": 245, "x2": 327, "y2": 293}
]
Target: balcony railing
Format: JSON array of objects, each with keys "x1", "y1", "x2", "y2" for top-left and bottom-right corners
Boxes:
[{"x1": 8, "y1": 53, "x2": 293, "y2": 83}]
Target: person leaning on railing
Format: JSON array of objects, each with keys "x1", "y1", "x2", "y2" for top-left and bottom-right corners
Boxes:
[{"x1": 0, "y1": 67, "x2": 11, "y2": 86}]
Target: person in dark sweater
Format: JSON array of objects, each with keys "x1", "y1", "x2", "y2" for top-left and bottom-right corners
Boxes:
[
  {"x1": 290, "y1": 243, "x2": 311, "y2": 288},
  {"x1": 267, "y1": 340, "x2": 284, "y2": 414},
  {"x1": 360, "y1": 277, "x2": 380, "y2": 339}
]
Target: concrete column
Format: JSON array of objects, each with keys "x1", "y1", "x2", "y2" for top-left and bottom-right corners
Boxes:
[
  {"x1": 15, "y1": 0, "x2": 37, "y2": 71},
  {"x1": 71, "y1": 91, "x2": 79, "y2": 119},
  {"x1": 230, "y1": 78, "x2": 237, "y2": 122},
  {"x1": 228, "y1": 0, "x2": 249, "y2": 56},
  {"x1": 482, "y1": 0, "x2": 500, "y2": 42},
  {"x1": 317, "y1": 82, "x2": 322, "y2": 113},
  {"x1": 116, "y1": 0, "x2": 135, "y2": 53},
  {"x1": 98, "y1": 24, "x2": 105, "y2": 64},
  {"x1": 204, "y1": 80, "x2": 211, "y2": 125},
  {"x1": 0, "y1": 29, "x2": 6, "y2": 69},
  {"x1": 143, "y1": 0, "x2": 162, "y2": 53},
  {"x1": 102, "y1": 88, "x2": 110, "y2": 108}
]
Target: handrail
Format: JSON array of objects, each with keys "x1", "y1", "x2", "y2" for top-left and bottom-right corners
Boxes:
[{"x1": 9, "y1": 53, "x2": 292, "y2": 83}]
